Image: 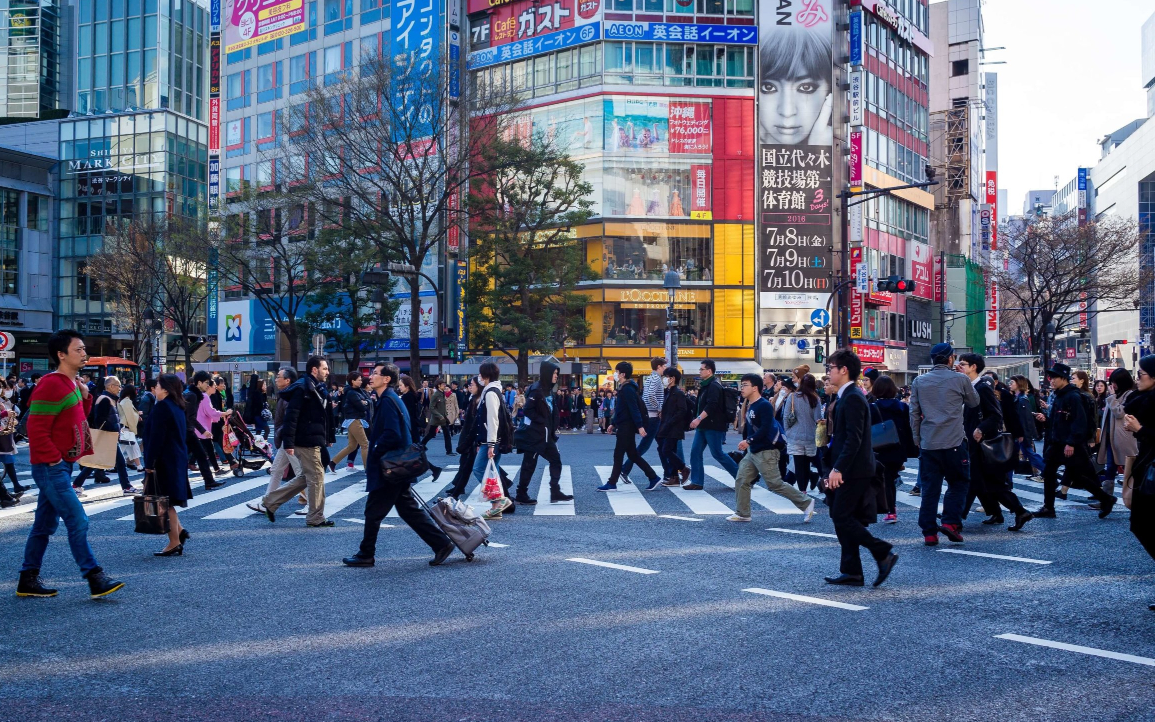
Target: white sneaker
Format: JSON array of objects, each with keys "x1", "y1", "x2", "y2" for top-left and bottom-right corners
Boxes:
[
  {"x1": 293, "y1": 508, "x2": 307, "y2": 515},
  {"x1": 803, "y1": 498, "x2": 816, "y2": 523},
  {"x1": 246, "y1": 502, "x2": 267, "y2": 514},
  {"x1": 725, "y1": 514, "x2": 752, "y2": 522}
]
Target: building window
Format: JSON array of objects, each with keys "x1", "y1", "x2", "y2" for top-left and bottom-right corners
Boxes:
[
  {"x1": 951, "y1": 59, "x2": 968, "y2": 77},
  {"x1": 27, "y1": 194, "x2": 48, "y2": 231}
]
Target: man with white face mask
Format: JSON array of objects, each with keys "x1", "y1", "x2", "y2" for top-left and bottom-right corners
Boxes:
[{"x1": 655, "y1": 367, "x2": 691, "y2": 487}]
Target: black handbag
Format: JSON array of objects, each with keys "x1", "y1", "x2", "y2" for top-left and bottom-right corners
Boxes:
[
  {"x1": 378, "y1": 397, "x2": 430, "y2": 483},
  {"x1": 871, "y1": 419, "x2": 900, "y2": 450},
  {"x1": 979, "y1": 432, "x2": 1017, "y2": 473},
  {"x1": 133, "y1": 471, "x2": 170, "y2": 535}
]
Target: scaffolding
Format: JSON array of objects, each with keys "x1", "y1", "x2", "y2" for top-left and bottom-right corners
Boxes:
[{"x1": 942, "y1": 105, "x2": 970, "y2": 206}]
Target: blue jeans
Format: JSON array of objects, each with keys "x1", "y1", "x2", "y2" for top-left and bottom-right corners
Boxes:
[
  {"x1": 916, "y1": 443, "x2": 971, "y2": 535},
  {"x1": 690, "y1": 429, "x2": 739, "y2": 485},
  {"x1": 22, "y1": 462, "x2": 99, "y2": 576},
  {"x1": 622, "y1": 417, "x2": 659, "y2": 475},
  {"x1": 1018, "y1": 439, "x2": 1044, "y2": 473},
  {"x1": 472, "y1": 447, "x2": 503, "y2": 485}
]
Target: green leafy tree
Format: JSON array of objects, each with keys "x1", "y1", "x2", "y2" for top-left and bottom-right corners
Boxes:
[{"x1": 465, "y1": 134, "x2": 596, "y2": 385}]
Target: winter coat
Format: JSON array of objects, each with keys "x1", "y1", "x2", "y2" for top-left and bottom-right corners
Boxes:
[
  {"x1": 783, "y1": 391, "x2": 820, "y2": 456},
  {"x1": 144, "y1": 396, "x2": 191, "y2": 505},
  {"x1": 656, "y1": 386, "x2": 689, "y2": 440},
  {"x1": 281, "y1": 375, "x2": 332, "y2": 449},
  {"x1": 1098, "y1": 389, "x2": 1139, "y2": 465}
]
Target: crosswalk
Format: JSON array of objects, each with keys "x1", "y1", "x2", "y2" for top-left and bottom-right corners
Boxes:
[{"x1": 0, "y1": 459, "x2": 1129, "y2": 527}]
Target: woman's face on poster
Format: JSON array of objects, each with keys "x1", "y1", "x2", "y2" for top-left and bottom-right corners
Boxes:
[{"x1": 759, "y1": 74, "x2": 831, "y2": 145}]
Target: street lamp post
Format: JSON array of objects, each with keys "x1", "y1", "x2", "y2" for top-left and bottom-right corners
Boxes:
[{"x1": 664, "y1": 270, "x2": 681, "y2": 370}]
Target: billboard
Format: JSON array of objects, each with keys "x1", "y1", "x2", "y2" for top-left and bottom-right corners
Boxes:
[
  {"x1": 471, "y1": 0, "x2": 599, "y2": 49},
  {"x1": 222, "y1": 0, "x2": 305, "y2": 54},
  {"x1": 468, "y1": 21, "x2": 600, "y2": 69},
  {"x1": 603, "y1": 22, "x2": 755, "y2": 44},
  {"x1": 986, "y1": 278, "x2": 999, "y2": 349},
  {"x1": 210, "y1": 33, "x2": 221, "y2": 96},
  {"x1": 985, "y1": 170, "x2": 997, "y2": 249},
  {"x1": 756, "y1": 0, "x2": 834, "y2": 310},
  {"x1": 209, "y1": 98, "x2": 221, "y2": 153},
  {"x1": 217, "y1": 300, "x2": 277, "y2": 356}
]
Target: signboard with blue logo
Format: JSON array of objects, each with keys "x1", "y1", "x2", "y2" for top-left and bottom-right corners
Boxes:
[
  {"x1": 468, "y1": 22, "x2": 601, "y2": 69},
  {"x1": 391, "y1": 0, "x2": 443, "y2": 136},
  {"x1": 449, "y1": 30, "x2": 461, "y2": 101},
  {"x1": 603, "y1": 21, "x2": 756, "y2": 45},
  {"x1": 208, "y1": 157, "x2": 220, "y2": 212},
  {"x1": 849, "y1": 11, "x2": 862, "y2": 66},
  {"x1": 217, "y1": 299, "x2": 277, "y2": 356},
  {"x1": 810, "y1": 308, "x2": 829, "y2": 329},
  {"x1": 1077, "y1": 167, "x2": 1088, "y2": 191},
  {"x1": 210, "y1": 0, "x2": 221, "y2": 33}
]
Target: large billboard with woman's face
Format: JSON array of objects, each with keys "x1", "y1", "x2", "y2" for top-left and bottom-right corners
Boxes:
[{"x1": 757, "y1": 0, "x2": 834, "y2": 310}]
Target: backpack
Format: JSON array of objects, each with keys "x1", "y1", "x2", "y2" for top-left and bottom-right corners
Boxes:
[
  {"x1": 1080, "y1": 391, "x2": 1098, "y2": 444},
  {"x1": 722, "y1": 385, "x2": 739, "y2": 423},
  {"x1": 483, "y1": 387, "x2": 515, "y2": 455}
]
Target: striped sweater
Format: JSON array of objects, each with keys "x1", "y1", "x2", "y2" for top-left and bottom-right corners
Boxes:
[{"x1": 27, "y1": 372, "x2": 93, "y2": 465}]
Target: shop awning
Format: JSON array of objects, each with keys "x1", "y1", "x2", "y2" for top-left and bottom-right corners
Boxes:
[{"x1": 710, "y1": 361, "x2": 766, "y2": 376}]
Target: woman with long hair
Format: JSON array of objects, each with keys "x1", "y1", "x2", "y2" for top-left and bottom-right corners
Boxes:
[
  {"x1": 1121, "y1": 355, "x2": 1155, "y2": 611},
  {"x1": 1010, "y1": 375, "x2": 1045, "y2": 480},
  {"x1": 145, "y1": 374, "x2": 192, "y2": 556},
  {"x1": 784, "y1": 373, "x2": 822, "y2": 492},
  {"x1": 1099, "y1": 368, "x2": 1138, "y2": 497},
  {"x1": 870, "y1": 375, "x2": 917, "y2": 523},
  {"x1": 397, "y1": 375, "x2": 423, "y2": 443},
  {"x1": 0, "y1": 381, "x2": 24, "y2": 505}
]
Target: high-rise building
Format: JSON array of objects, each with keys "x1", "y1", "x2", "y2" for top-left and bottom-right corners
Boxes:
[{"x1": 0, "y1": 0, "x2": 66, "y2": 119}]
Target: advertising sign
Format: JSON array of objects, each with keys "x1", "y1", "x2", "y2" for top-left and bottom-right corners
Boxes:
[
  {"x1": 449, "y1": 30, "x2": 461, "y2": 101},
  {"x1": 209, "y1": 98, "x2": 221, "y2": 153},
  {"x1": 211, "y1": 0, "x2": 221, "y2": 31},
  {"x1": 690, "y1": 164, "x2": 711, "y2": 218},
  {"x1": 986, "y1": 278, "x2": 999, "y2": 348},
  {"x1": 849, "y1": 129, "x2": 863, "y2": 186},
  {"x1": 1077, "y1": 167, "x2": 1089, "y2": 226},
  {"x1": 468, "y1": 21, "x2": 600, "y2": 69},
  {"x1": 474, "y1": 0, "x2": 598, "y2": 49},
  {"x1": 909, "y1": 240, "x2": 933, "y2": 300},
  {"x1": 756, "y1": 0, "x2": 834, "y2": 310},
  {"x1": 210, "y1": 33, "x2": 222, "y2": 96},
  {"x1": 603, "y1": 21, "x2": 756, "y2": 44},
  {"x1": 849, "y1": 247, "x2": 864, "y2": 339},
  {"x1": 848, "y1": 70, "x2": 863, "y2": 126},
  {"x1": 217, "y1": 300, "x2": 276, "y2": 356},
  {"x1": 851, "y1": 342, "x2": 885, "y2": 365},
  {"x1": 848, "y1": 10, "x2": 862, "y2": 65},
  {"x1": 208, "y1": 157, "x2": 221, "y2": 212},
  {"x1": 456, "y1": 261, "x2": 468, "y2": 353},
  {"x1": 979, "y1": 204, "x2": 991, "y2": 251},
  {"x1": 222, "y1": 0, "x2": 306, "y2": 54},
  {"x1": 668, "y1": 100, "x2": 712, "y2": 154},
  {"x1": 985, "y1": 170, "x2": 997, "y2": 249},
  {"x1": 384, "y1": 293, "x2": 438, "y2": 350}
]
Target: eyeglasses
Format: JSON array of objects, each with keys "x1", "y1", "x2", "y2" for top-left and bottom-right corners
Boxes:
[{"x1": 1139, "y1": 370, "x2": 1150, "y2": 379}]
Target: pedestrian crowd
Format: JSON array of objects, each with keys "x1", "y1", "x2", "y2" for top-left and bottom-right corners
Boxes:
[{"x1": 8, "y1": 330, "x2": 1155, "y2": 611}]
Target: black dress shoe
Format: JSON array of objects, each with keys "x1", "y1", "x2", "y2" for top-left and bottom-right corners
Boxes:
[
  {"x1": 551, "y1": 493, "x2": 574, "y2": 503},
  {"x1": 342, "y1": 554, "x2": 374, "y2": 567},
  {"x1": 1098, "y1": 497, "x2": 1117, "y2": 519},
  {"x1": 154, "y1": 544, "x2": 183, "y2": 557},
  {"x1": 514, "y1": 496, "x2": 537, "y2": 505},
  {"x1": 429, "y1": 544, "x2": 454, "y2": 566},
  {"x1": 1008, "y1": 511, "x2": 1033, "y2": 532},
  {"x1": 873, "y1": 553, "x2": 898, "y2": 587},
  {"x1": 1033, "y1": 507, "x2": 1057, "y2": 518},
  {"x1": 307, "y1": 520, "x2": 335, "y2": 527},
  {"x1": 981, "y1": 514, "x2": 1004, "y2": 525},
  {"x1": 178, "y1": 529, "x2": 190, "y2": 543},
  {"x1": 205, "y1": 481, "x2": 226, "y2": 491},
  {"x1": 824, "y1": 574, "x2": 865, "y2": 586}
]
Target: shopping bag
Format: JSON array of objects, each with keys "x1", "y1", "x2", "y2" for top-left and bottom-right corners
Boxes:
[{"x1": 481, "y1": 458, "x2": 503, "y2": 501}]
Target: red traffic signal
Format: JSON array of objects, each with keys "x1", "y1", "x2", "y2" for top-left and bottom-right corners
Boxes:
[{"x1": 877, "y1": 275, "x2": 915, "y2": 293}]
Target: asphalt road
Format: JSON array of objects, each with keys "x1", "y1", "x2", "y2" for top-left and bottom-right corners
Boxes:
[{"x1": 1, "y1": 429, "x2": 1153, "y2": 722}]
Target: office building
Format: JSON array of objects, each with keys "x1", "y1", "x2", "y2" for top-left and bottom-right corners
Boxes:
[{"x1": 0, "y1": 0, "x2": 66, "y2": 119}]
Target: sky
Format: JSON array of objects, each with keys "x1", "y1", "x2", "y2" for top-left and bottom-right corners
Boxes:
[{"x1": 972, "y1": 0, "x2": 1151, "y2": 214}]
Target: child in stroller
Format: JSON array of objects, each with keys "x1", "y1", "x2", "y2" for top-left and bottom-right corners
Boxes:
[{"x1": 227, "y1": 409, "x2": 274, "y2": 471}]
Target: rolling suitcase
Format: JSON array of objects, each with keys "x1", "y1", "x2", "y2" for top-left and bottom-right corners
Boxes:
[{"x1": 411, "y1": 488, "x2": 491, "y2": 561}]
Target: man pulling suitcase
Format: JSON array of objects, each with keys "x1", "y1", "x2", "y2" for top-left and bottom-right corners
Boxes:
[{"x1": 342, "y1": 363, "x2": 455, "y2": 568}]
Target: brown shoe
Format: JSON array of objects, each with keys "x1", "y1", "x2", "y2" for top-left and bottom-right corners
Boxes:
[
  {"x1": 682, "y1": 483, "x2": 704, "y2": 491},
  {"x1": 679, "y1": 467, "x2": 691, "y2": 484}
]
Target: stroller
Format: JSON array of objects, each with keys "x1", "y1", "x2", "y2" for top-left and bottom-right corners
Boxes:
[{"x1": 225, "y1": 409, "x2": 274, "y2": 471}]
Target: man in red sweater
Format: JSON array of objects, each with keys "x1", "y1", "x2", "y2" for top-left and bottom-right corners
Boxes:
[{"x1": 17, "y1": 329, "x2": 124, "y2": 599}]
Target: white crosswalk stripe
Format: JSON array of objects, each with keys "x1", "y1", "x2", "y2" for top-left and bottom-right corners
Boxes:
[
  {"x1": 701, "y1": 466, "x2": 800, "y2": 515},
  {"x1": 535, "y1": 465, "x2": 575, "y2": 515},
  {"x1": 594, "y1": 466, "x2": 656, "y2": 515},
  {"x1": 199, "y1": 467, "x2": 357, "y2": 520}
]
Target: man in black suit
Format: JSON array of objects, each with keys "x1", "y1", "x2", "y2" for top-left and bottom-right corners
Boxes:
[
  {"x1": 959, "y1": 355, "x2": 1032, "y2": 531},
  {"x1": 823, "y1": 349, "x2": 898, "y2": 588}
]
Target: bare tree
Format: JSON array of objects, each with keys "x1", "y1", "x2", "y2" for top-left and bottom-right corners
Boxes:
[
  {"x1": 465, "y1": 133, "x2": 595, "y2": 385},
  {"x1": 994, "y1": 212, "x2": 1146, "y2": 354},
  {"x1": 153, "y1": 216, "x2": 213, "y2": 372},
  {"x1": 213, "y1": 191, "x2": 331, "y2": 367},
  {"x1": 85, "y1": 220, "x2": 163, "y2": 366},
  {"x1": 276, "y1": 47, "x2": 521, "y2": 377}
]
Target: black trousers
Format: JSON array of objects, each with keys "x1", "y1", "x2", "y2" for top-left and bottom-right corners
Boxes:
[
  {"x1": 657, "y1": 436, "x2": 685, "y2": 478},
  {"x1": 608, "y1": 431, "x2": 658, "y2": 484},
  {"x1": 187, "y1": 435, "x2": 216, "y2": 486},
  {"x1": 517, "y1": 440, "x2": 562, "y2": 498},
  {"x1": 793, "y1": 454, "x2": 819, "y2": 491},
  {"x1": 1042, "y1": 443, "x2": 1113, "y2": 509},
  {"x1": 964, "y1": 470, "x2": 1027, "y2": 517},
  {"x1": 881, "y1": 462, "x2": 900, "y2": 515},
  {"x1": 1132, "y1": 490, "x2": 1155, "y2": 563},
  {"x1": 830, "y1": 476, "x2": 893, "y2": 578},
  {"x1": 359, "y1": 484, "x2": 451, "y2": 558},
  {"x1": 422, "y1": 423, "x2": 454, "y2": 454}
]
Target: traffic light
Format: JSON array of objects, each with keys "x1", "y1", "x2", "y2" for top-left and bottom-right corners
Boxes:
[
  {"x1": 876, "y1": 275, "x2": 915, "y2": 293},
  {"x1": 813, "y1": 344, "x2": 824, "y2": 364}
]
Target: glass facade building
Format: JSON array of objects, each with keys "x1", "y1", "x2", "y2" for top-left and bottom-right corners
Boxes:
[{"x1": 0, "y1": 0, "x2": 63, "y2": 118}]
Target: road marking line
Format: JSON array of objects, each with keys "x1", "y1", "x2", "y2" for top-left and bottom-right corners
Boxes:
[
  {"x1": 702, "y1": 466, "x2": 802, "y2": 514},
  {"x1": 766, "y1": 527, "x2": 838, "y2": 539},
  {"x1": 658, "y1": 514, "x2": 703, "y2": 522},
  {"x1": 743, "y1": 588, "x2": 868, "y2": 611},
  {"x1": 535, "y1": 465, "x2": 575, "y2": 516},
  {"x1": 664, "y1": 478, "x2": 733, "y2": 514},
  {"x1": 566, "y1": 557, "x2": 659, "y2": 574},
  {"x1": 488, "y1": 542, "x2": 509, "y2": 548},
  {"x1": 936, "y1": 549, "x2": 1051, "y2": 565},
  {"x1": 115, "y1": 475, "x2": 275, "y2": 520},
  {"x1": 318, "y1": 480, "x2": 368, "y2": 516},
  {"x1": 341, "y1": 518, "x2": 395, "y2": 528},
  {"x1": 594, "y1": 467, "x2": 656, "y2": 515},
  {"x1": 995, "y1": 634, "x2": 1155, "y2": 667}
]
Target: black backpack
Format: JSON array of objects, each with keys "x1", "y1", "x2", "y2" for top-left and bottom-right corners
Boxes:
[
  {"x1": 1080, "y1": 391, "x2": 1098, "y2": 444},
  {"x1": 483, "y1": 387, "x2": 515, "y2": 455},
  {"x1": 722, "y1": 385, "x2": 740, "y2": 423}
]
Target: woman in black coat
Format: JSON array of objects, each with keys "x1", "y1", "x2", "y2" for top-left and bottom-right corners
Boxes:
[
  {"x1": 656, "y1": 367, "x2": 690, "y2": 484},
  {"x1": 244, "y1": 375, "x2": 270, "y2": 439},
  {"x1": 870, "y1": 375, "x2": 916, "y2": 524},
  {"x1": 145, "y1": 374, "x2": 192, "y2": 557},
  {"x1": 1122, "y1": 355, "x2": 1155, "y2": 611}
]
